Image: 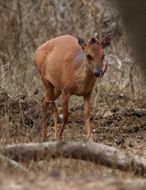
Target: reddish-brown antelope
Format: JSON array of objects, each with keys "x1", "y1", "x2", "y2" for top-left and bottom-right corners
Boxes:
[{"x1": 34, "y1": 34, "x2": 111, "y2": 141}]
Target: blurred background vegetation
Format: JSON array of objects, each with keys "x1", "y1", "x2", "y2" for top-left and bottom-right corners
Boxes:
[{"x1": 0, "y1": 0, "x2": 145, "y2": 99}]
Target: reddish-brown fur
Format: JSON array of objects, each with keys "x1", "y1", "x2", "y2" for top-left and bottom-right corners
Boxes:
[{"x1": 34, "y1": 34, "x2": 110, "y2": 141}]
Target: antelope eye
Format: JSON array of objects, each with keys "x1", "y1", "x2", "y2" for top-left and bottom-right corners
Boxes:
[{"x1": 87, "y1": 54, "x2": 93, "y2": 61}]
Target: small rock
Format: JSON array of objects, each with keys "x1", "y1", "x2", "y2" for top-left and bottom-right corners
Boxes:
[
  {"x1": 59, "y1": 114, "x2": 63, "y2": 119},
  {"x1": 115, "y1": 136, "x2": 124, "y2": 145},
  {"x1": 103, "y1": 111, "x2": 113, "y2": 118},
  {"x1": 92, "y1": 129, "x2": 96, "y2": 133},
  {"x1": 49, "y1": 169, "x2": 61, "y2": 178},
  {"x1": 128, "y1": 141, "x2": 135, "y2": 147}
]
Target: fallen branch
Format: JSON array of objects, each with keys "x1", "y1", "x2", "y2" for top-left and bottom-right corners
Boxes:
[
  {"x1": 1, "y1": 141, "x2": 146, "y2": 175},
  {"x1": 126, "y1": 108, "x2": 146, "y2": 117},
  {"x1": 0, "y1": 153, "x2": 29, "y2": 174}
]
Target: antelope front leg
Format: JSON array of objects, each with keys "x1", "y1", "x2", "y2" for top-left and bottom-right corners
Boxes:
[
  {"x1": 41, "y1": 96, "x2": 49, "y2": 140},
  {"x1": 52, "y1": 103, "x2": 59, "y2": 140},
  {"x1": 41, "y1": 97, "x2": 59, "y2": 140},
  {"x1": 84, "y1": 94, "x2": 93, "y2": 141},
  {"x1": 58, "y1": 91, "x2": 69, "y2": 140}
]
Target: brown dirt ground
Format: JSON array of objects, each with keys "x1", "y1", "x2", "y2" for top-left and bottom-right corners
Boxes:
[{"x1": 0, "y1": 88, "x2": 146, "y2": 189}]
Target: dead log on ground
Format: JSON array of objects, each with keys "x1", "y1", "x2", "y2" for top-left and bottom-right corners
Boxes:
[{"x1": 1, "y1": 141, "x2": 146, "y2": 175}]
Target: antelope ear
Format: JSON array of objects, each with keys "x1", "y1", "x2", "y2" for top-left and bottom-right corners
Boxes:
[
  {"x1": 77, "y1": 37, "x2": 86, "y2": 49},
  {"x1": 101, "y1": 33, "x2": 112, "y2": 48},
  {"x1": 89, "y1": 37, "x2": 97, "y2": 44}
]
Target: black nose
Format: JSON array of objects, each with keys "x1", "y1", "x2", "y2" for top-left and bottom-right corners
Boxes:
[{"x1": 94, "y1": 71, "x2": 100, "y2": 77}]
